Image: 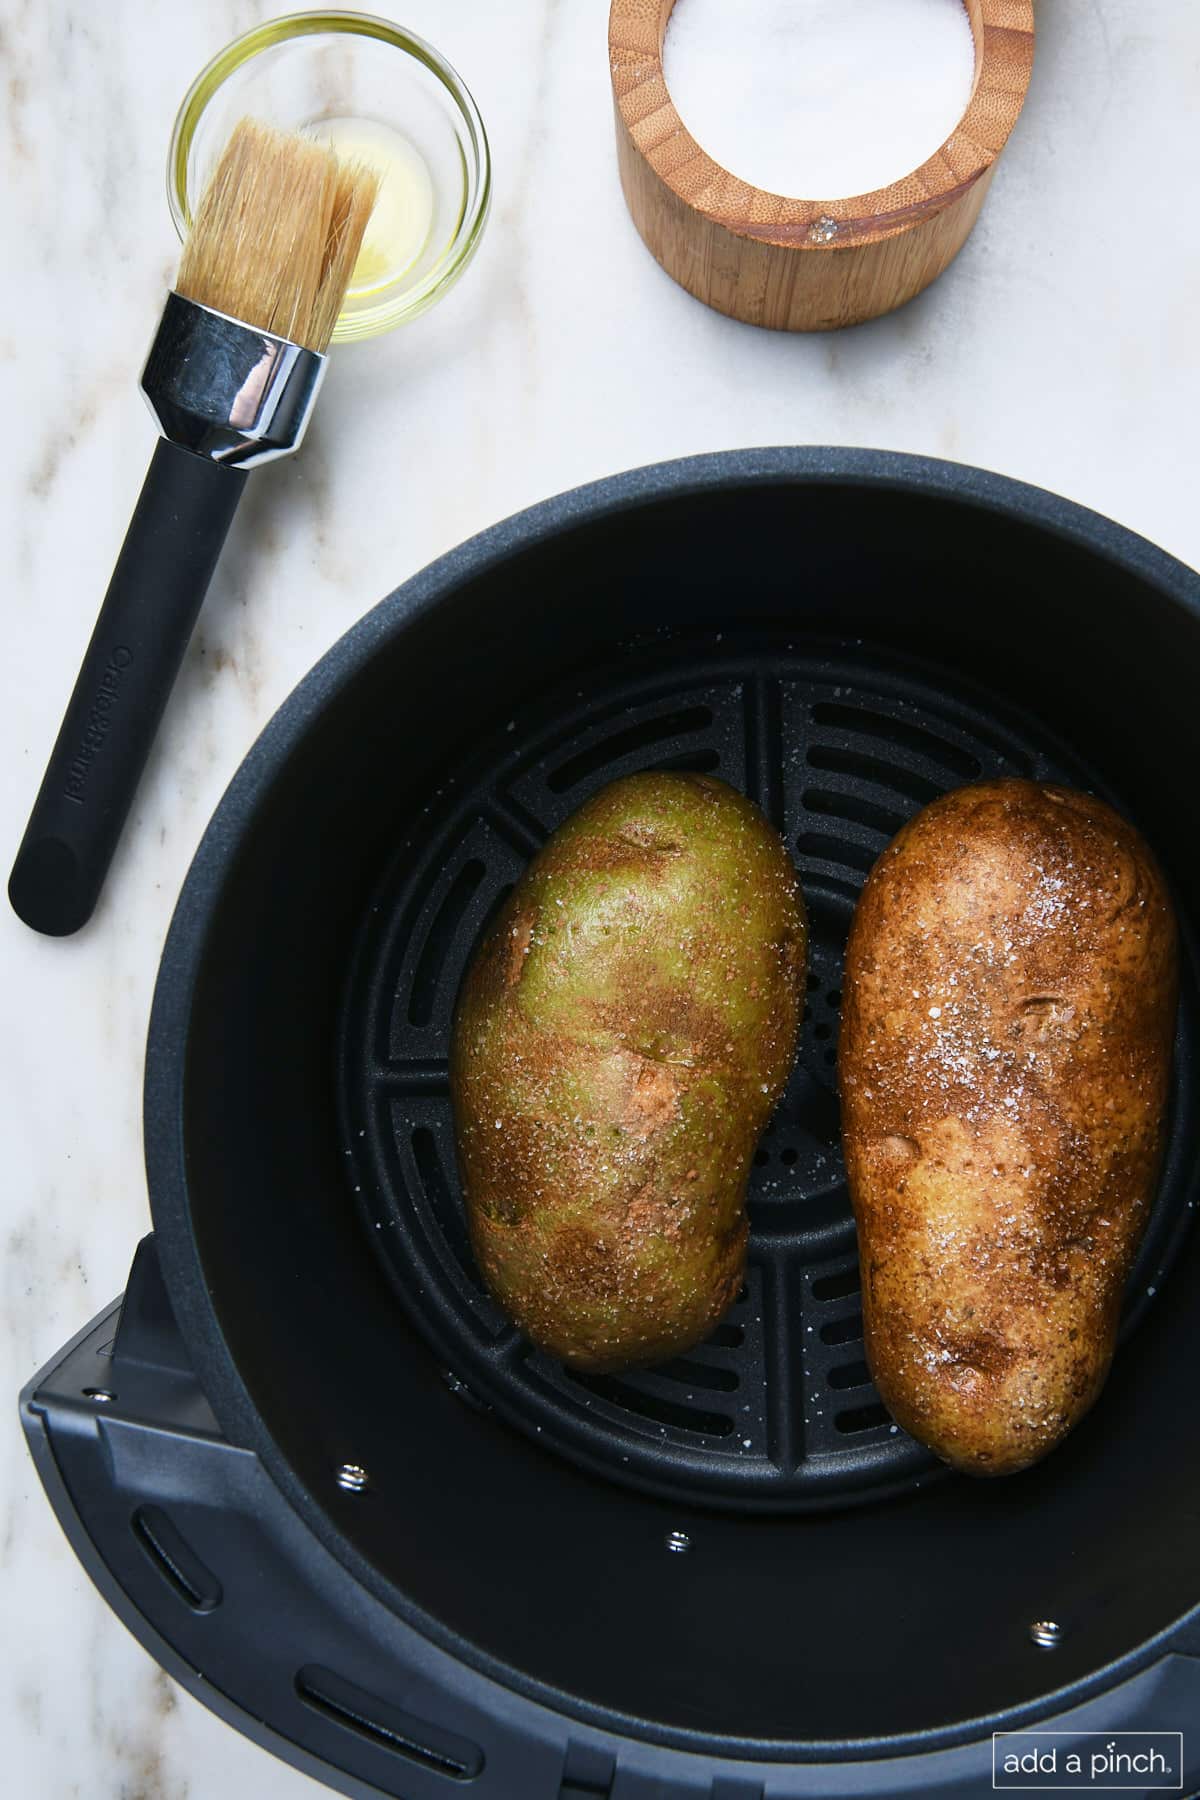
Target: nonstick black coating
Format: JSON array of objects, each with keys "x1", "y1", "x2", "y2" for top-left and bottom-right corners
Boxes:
[
  {"x1": 339, "y1": 633, "x2": 1199, "y2": 1513},
  {"x1": 147, "y1": 451, "x2": 1200, "y2": 1753}
]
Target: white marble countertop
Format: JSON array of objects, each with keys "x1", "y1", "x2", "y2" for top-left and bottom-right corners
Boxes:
[{"x1": 3, "y1": 2, "x2": 1199, "y2": 1793}]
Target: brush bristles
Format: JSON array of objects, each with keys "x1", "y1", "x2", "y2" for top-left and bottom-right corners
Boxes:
[
  {"x1": 176, "y1": 119, "x2": 379, "y2": 353},
  {"x1": 308, "y1": 158, "x2": 382, "y2": 352}
]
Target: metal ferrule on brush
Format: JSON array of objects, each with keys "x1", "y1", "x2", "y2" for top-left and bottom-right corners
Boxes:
[{"x1": 140, "y1": 291, "x2": 327, "y2": 468}]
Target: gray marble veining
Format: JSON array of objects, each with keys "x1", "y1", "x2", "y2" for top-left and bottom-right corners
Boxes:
[{"x1": 3, "y1": 1, "x2": 1199, "y2": 1794}]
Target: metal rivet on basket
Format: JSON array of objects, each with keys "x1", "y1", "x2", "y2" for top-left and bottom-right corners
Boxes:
[
  {"x1": 336, "y1": 1463, "x2": 369, "y2": 1493},
  {"x1": 1029, "y1": 1619, "x2": 1061, "y2": 1649},
  {"x1": 665, "y1": 1530, "x2": 691, "y2": 1554},
  {"x1": 83, "y1": 1388, "x2": 116, "y2": 1403}
]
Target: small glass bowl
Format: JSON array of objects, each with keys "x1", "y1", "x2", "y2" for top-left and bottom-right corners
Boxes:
[{"x1": 168, "y1": 10, "x2": 491, "y2": 342}]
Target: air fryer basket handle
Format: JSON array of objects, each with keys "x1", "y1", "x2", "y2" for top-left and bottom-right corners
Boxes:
[{"x1": 19, "y1": 1236, "x2": 1200, "y2": 1800}]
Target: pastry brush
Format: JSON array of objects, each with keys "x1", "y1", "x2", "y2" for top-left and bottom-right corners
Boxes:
[{"x1": 9, "y1": 119, "x2": 378, "y2": 936}]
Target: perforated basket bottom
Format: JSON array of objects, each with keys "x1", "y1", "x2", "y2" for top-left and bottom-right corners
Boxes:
[{"x1": 338, "y1": 634, "x2": 1198, "y2": 1512}]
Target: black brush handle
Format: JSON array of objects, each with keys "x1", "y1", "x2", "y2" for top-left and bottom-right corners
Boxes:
[{"x1": 9, "y1": 439, "x2": 247, "y2": 936}]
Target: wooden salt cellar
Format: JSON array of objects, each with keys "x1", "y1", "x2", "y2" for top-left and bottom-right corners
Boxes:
[{"x1": 609, "y1": 0, "x2": 1035, "y2": 331}]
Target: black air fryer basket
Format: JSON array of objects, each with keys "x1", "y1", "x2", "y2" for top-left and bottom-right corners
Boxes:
[{"x1": 23, "y1": 452, "x2": 1200, "y2": 1798}]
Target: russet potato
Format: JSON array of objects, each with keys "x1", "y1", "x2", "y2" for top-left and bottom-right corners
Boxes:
[
  {"x1": 841, "y1": 779, "x2": 1177, "y2": 1475},
  {"x1": 452, "y1": 772, "x2": 806, "y2": 1371}
]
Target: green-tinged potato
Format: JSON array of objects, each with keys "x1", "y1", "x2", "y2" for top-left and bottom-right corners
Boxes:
[
  {"x1": 841, "y1": 779, "x2": 1178, "y2": 1476},
  {"x1": 451, "y1": 772, "x2": 806, "y2": 1371}
]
